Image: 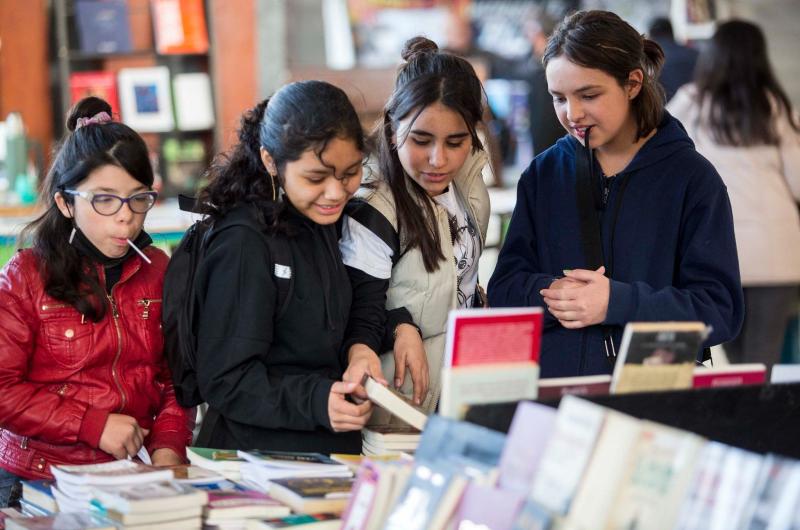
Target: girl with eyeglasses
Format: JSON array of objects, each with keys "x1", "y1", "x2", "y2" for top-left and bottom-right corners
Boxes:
[{"x1": 0, "y1": 97, "x2": 191, "y2": 507}]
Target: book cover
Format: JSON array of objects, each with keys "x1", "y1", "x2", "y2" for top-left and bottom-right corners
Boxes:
[
  {"x1": 692, "y1": 363, "x2": 766, "y2": 388},
  {"x1": 414, "y1": 414, "x2": 506, "y2": 466},
  {"x1": 497, "y1": 401, "x2": 557, "y2": 495},
  {"x1": 736, "y1": 455, "x2": 800, "y2": 530},
  {"x1": 74, "y1": 0, "x2": 132, "y2": 54},
  {"x1": 440, "y1": 363, "x2": 540, "y2": 419},
  {"x1": 21, "y1": 481, "x2": 58, "y2": 514},
  {"x1": 537, "y1": 374, "x2": 612, "y2": 401},
  {"x1": 89, "y1": 481, "x2": 207, "y2": 513},
  {"x1": 383, "y1": 459, "x2": 467, "y2": 530},
  {"x1": 603, "y1": 421, "x2": 705, "y2": 530},
  {"x1": 510, "y1": 499, "x2": 553, "y2": 530},
  {"x1": 770, "y1": 363, "x2": 800, "y2": 384},
  {"x1": 172, "y1": 72, "x2": 214, "y2": 130},
  {"x1": 672, "y1": 441, "x2": 728, "y2": 530},
  {"x1": 445, "y1": 307, "x2": 543, "y2": 367},
  {"x1": 453, "y1": 483, "x2": 525, "y2": 530},
  {"x1": 340, "y1": 460, "x2": 381, "y2": 530},
  {"x1": 151, "y1": 0, "x2": 209, "y2": 54},
  {"x1": 187, "y1": 447, "x2": 245, "y2": 472},
  {"x1": 611, "y1": 322, "x2": 709, "y2": 394},
  {"x1": 705, "y1": 447, "x2": 765, "y2": 530},
  {"x1": 363, "y1": 376, "x2": 428, "y2": 430},
  {"x1": 266, "y1": 477, "x2": 354, "y2": 515},
  {"x1": 238, "y1": 450, "x2": 343, "y2": 468},
  {"x1": 204, "y1": 489, "x2": 290, "y2": 521},
  {"x1": 50, "y1": 460, "x2": 173, "y2": 486},
  {"x1": 5, "y1": 513, "x2": 116, "y2": 530},
  {"x1": 564, "y1": 410, "x2": 642, "y2": 530},
  {"x1": 69, "y1": 71, "x2": 119, "y2": 117},
  {"x1": 247, "y1": 513, "x2": 340, "y2": 529},
  {"x1": 529, "y1": 396, "x2": 606, "y2": 515}
]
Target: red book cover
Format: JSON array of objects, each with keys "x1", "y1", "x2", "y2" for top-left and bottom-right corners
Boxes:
[
  {"x1": 445, "y1": 308, "x2": 543, "y2": 367},
  {"x1": 151, "y1": 0, "x2": 209, "y2": 54},
  {"x1": 537, "y1": 374, "x2": 612, "y2": 401},
  {"x1": 692, "y1": 364, "x2": 766, "y2": 388},
  {"x1": 69, "y1": 71, "x2": 119, "y2": 117}
]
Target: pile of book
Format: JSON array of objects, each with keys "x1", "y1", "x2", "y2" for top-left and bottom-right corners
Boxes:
[
  {"x1": 202, "y1": 489, "x2": 290, "y2": 530},
  {"x1": 238, "y1": 450, "x2": 352, "y2": 488},
  {"x1": 361, "y1": 425, "x2": 421, "y2": 457},
  {"x1": 187, "y1": 447, "x2": 245, "y2": 481},
  {"x1": 49, "y1": 460, "x2": 174, "y2": 513},
  {"x1": 340, "y1": 395, "x2": 800, "y2": 530},
  {"x1": 89, "y1": 481, "x2": 207, "y2": 529}
]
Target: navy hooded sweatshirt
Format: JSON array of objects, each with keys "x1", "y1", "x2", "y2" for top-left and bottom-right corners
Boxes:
[{"x1": 488, "y1": 112, "x2": 744, "y2": 378}]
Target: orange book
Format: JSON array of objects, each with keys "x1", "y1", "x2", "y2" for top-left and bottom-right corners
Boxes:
[{"x1": 151, "y1": 0, "x2": 209, "y2": 54}]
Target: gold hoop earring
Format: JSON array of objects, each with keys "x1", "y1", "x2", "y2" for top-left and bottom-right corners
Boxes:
[{"x1": 270, "y1": 173, "x2": 277, "y2": 202}]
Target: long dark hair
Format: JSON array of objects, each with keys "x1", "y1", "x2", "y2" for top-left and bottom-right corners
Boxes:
[
  {"x1": 377, "y1": 36, "x2": 484, "y2": 273},
  {"x1": 20, "y1": 97, "x2": 154, "y2": 321},
  {"x1": 694, "y1": 20, "x2": 799, "y2": 146},
  {"x1": 198, "y1": 80, "x2": 365, "y2": 226},
  {"x1": 543, "y1": 10, "x2": 666, "y2": 140}
]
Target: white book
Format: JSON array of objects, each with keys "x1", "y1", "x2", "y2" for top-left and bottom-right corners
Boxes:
[
  {"x1": 51, "y1": 459, "x2": 173, "y2": 486},
  {"x1": 604, "y1": 421, "x2": 705, "y2": 530},
  {"x1": 90, "y1": 481, "x2": 207, "y2": 513},
  {"x1": 173, "y1": 72, "x2": 215, "y2": 131},
  {"x1": 564, "y1": 410, "x2": 642, "y2": 530},
  {"x1": 530, "y1": 396, "x2": 607, "y2": 515},
  {"x1": 707, "y1": 447, "x2": 765, "y2": 530},
  {"x1": 363, "y1": 376, "x2": 428, "y2": 430}
]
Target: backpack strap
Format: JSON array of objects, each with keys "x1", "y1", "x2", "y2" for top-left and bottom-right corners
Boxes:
[{"x1": 344, "y1": 199, "x2": 402, "y2": 266}]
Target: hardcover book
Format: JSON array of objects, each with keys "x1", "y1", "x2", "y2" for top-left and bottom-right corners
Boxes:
[
  {"x1": 69, "y1": 71, "x2": 119, "y2": 117},
  {"x1": 692, "y1": 363, "x2": 766, "y2": 388},
  {"x1": 74, "y1": 0, "x2": 132, "y2": 54},
  {"x1": 611, "y1": 322, "x2": 709, "y2": 394},
  {"x1": 151, "y1": 0, "x2": 209, "y2": 54}
]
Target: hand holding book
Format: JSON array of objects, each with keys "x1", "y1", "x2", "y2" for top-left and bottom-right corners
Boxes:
[
  {"x1": 328, "y1": 382, "x2": 373, "y2": 432},
  {"x1": 99, "y1": 414, "x2": 149, "y2": 460}
]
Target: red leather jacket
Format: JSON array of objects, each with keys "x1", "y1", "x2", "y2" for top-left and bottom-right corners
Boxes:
[{"x1": 0, "y1": 248, "x2": 191, "y2": 479}]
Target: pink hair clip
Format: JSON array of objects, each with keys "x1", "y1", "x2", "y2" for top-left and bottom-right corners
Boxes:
[{"x1": 75, "y1": 111, "x2": 113, "y2": 129}]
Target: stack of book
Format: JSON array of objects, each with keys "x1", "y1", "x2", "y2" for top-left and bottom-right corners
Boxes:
[
  {"x1": 361, "y1": 425, "x2": 421, "y2": 457},
  {"x1": 49, "y1": 460, "x2": 173, "y2": 513},
  {"x1": 202, "y1": 489, "x2": 290, "y2": 530},
  {"x1": 4, "y1": 512, "x2": 117, "y2": 530},
  {"x1": 238, "y1": 450, "x2": 352, "y2": 492},
  {"x1": 187, "y1": 447, "x2": 246, "y2": 481},
  {"x1": 245, "y1": 513, "x2": 341, "y2": 530},
  {"x1": 18, "y1": 480, "x2": 58, "y2": 517},
  {"x1": 263, "y1": 476, "x2": 354, "y2": 516},
  {"x1": 89, "y1": 481, "x2": 207, "y2": 529}
]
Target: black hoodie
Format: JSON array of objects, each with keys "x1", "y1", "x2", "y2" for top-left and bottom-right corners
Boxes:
[{"x1": 193, "y1": 201, "x2": 360, "y2": 454}]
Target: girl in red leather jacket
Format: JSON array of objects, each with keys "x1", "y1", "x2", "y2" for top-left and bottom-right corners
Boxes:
[{"x1": 0, "y1": 97, "x2": 191, "y2": 507}]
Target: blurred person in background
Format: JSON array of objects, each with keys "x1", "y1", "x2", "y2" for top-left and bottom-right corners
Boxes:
[
  {"x1": 668, "y1": 20, "x2": 800, "y2": 371},
  {"x1": 648, "y1": 16, "x2": 699, "y2": 101}
]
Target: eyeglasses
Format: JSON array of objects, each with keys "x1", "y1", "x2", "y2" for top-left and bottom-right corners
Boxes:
[{"x1": 64, "y1": 190, "x2": 158, "y2": 216}]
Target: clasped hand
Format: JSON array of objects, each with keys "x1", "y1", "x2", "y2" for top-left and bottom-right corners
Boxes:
[{"x1": 540, "y1": 267, "x2": 610, "y2": 329}]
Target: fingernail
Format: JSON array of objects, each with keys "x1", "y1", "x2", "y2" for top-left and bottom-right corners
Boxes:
[
  {"x1": 394, "y1": 379, "x2": 401, "y2": 388},
  {"x1": 563, "y1": 269, "x2": 572, "y2": 275}
]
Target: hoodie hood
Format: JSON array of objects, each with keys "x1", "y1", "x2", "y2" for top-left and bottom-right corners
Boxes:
[{"x1": 561, "y1": 111, "x2": 696, "y2": 175}]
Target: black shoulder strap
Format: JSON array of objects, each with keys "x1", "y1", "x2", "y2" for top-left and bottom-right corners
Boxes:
[
  {"x1": 344, "y1": 199, "x2": 402, "y2": 266},
  {"x1": 575, "y1": 138, "x2": 604, "y2": 270}
]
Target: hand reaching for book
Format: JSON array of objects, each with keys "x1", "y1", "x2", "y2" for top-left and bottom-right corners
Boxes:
[
  {"x1": 328, "y1": 382, "x2": 373, "y2": 432},
  {"x1": 99, "y1": 413, "x2": 149, "y2": 460},
  {"x1": 392, "y1": 323, "x2": 429, "y2": 406},
  {"x1": 343, "y1": 344, "x2": 387, "y2": 402},
  {"x1": 540, "y1": 267, "x2": 610, "y2": 329}
]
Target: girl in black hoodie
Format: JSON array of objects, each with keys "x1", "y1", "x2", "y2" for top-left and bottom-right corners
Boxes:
[{"x1": 191, "y1": 81, "x2": 381, "y2": 454}]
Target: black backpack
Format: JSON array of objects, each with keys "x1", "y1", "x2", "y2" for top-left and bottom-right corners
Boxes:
[{"x1": 162, "y1": 196, "x2": 293, "y2": 407}]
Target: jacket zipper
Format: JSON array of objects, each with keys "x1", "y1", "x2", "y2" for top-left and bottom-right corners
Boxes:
[
  {"x1": 107, "y1": 293, "x2": 127, "y2": 412},
  {"x1": 41, "y1": 303, "x2": 69, "y2": 311},
  {"x1": 137, "y1": 298, "x2": 162, "y2": 320}
]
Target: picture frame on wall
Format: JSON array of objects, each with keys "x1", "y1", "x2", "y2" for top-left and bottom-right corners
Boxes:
[{"x1": 117, "y1": 66, "x2": 175, "y2": 132}]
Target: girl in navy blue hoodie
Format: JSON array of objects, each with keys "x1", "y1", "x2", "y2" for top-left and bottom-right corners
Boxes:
[{"x1": 488, "y1": 10, "x2": 744, "y2": 377}]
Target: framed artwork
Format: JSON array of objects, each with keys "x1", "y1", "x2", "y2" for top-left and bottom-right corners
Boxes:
[{"x1": 117, "y1": 66, "x2": 175, "y2": 132}]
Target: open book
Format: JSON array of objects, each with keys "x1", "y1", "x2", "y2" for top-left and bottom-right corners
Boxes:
[{"x1": 363, "y1": 376, "x2": 428, "y2": 430}]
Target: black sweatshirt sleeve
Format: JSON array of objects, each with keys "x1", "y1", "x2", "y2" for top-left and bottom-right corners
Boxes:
[
  {"x1": 343, "y1": 266, "x2": 388, "y2": 355},
  {"x1": 195, "y1": 226, "x2": 333, "y2": 432}
]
